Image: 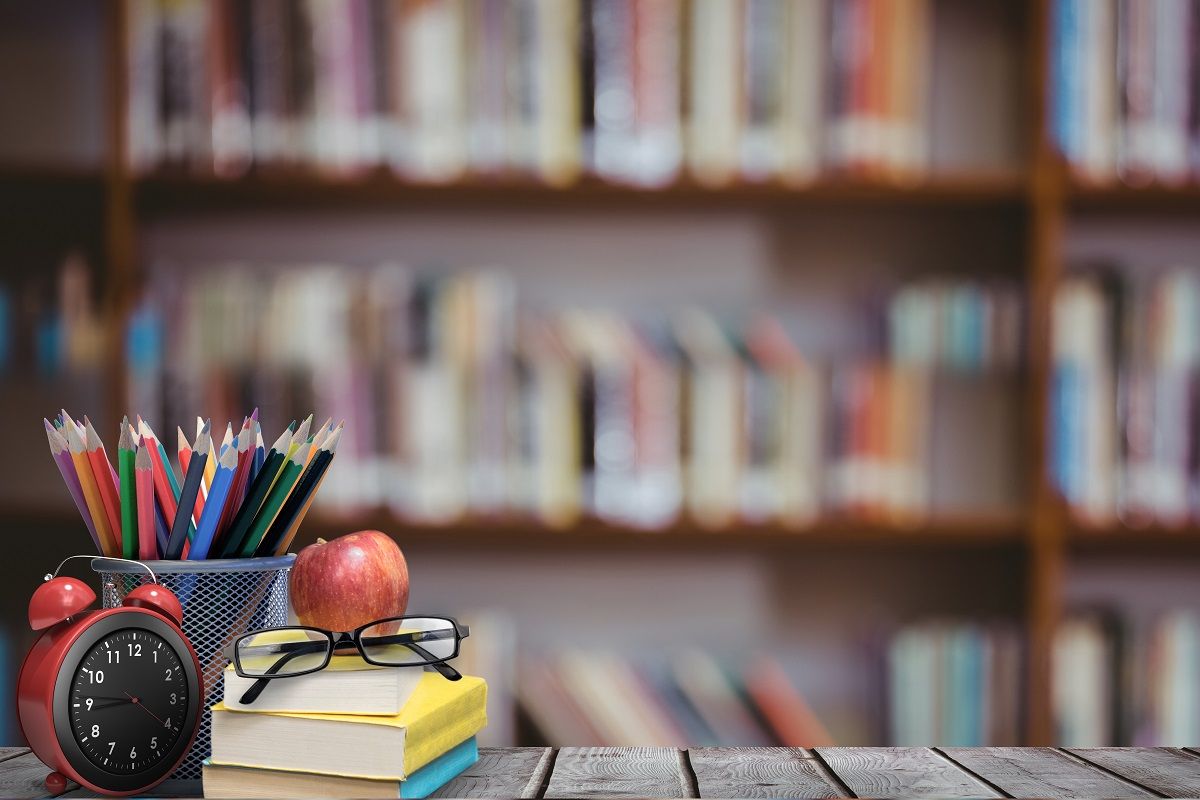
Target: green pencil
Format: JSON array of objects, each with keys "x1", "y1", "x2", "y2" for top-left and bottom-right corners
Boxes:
[
  {"x1": 216, "y1": 427, "x2": 292, "y2": 559},
  {"x1": 117, "y1": 416, "x2": 137, "y2": 559},
  {"x1": 238, "y1": 446, "x2": 305, "y2": 558}
]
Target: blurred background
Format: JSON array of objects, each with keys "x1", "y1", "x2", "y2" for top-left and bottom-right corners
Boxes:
[{"x1": 0, "y1": 0, "x2": 1197, "y2": 750}]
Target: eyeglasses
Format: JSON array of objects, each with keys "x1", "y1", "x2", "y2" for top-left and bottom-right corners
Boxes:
[{"x1": 224, "y1": 615, "x2": 470, "y2": 705}]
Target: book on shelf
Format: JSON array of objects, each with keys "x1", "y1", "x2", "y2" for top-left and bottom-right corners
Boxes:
[
  {"x1": 1051, "y1": 268, "x2": 1200, "y2": 526},
  {"x1": 1051, "y1": 0, "x2": 1195, "y2": 184},
  {"x1": 887, "y1": 620, "x2": 1023, "y2": 746},
  {"x1": 130, "y1": 264, "x2": 1023, "y2": 530},
  {"x1": 221, "y1": 654, "x2": 425, "y2": 714},
  {"x1": 209, "y1": 673, "x2": 487, "y2": 780},
  {"x1": 126, "y1": 0, "x2": 937, "y2": 185},
  {"x1": 516, "y1": 649, "x2": 835, "y2": 747},
  {"x1": 1054, "y1": 609, "x2": 1200, "y2": 746},
  {"x1": 202, "y1": 737, "x2": 478, "y2": 800}
]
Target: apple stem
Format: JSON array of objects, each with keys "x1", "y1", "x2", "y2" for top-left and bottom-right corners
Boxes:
[{"x1": 316, "y1": 538, "x2": 327, "y2": 545}]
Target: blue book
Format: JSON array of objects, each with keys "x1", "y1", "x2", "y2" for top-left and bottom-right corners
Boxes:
[{"x1": 203, "y1": 737, "x2": 478, "y2": 799}]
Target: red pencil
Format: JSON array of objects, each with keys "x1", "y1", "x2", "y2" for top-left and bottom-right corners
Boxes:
[
  {"x1": 135, "y1": 445, "x2": 158, "y2": 559},
  {"x1": 215, "y1": 421, "x2": 254, "y2": 541},
  {"x1": 139, "y1": 419, "x2": 180, "y2": 533},
  {"x1": 83, "y1": 419, "x2": 123, "y2": 545}
]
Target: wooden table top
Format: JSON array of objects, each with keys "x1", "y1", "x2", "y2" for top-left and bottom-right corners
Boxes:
[{"x1": 2, "y1": 746, "x2": 1198, "y2": 798}]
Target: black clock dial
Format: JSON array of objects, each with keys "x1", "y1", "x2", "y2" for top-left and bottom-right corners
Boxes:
[{"x1": 67, "y1": 629, "x2": 187, "y2": 775}]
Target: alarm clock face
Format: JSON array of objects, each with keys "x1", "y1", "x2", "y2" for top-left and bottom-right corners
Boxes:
[
  {"x1": 52, "y1": 610, "x2": 200, "y2": 792},
  {"x1": 67, "y1": 629, "x2": 187, "y2": 774}
]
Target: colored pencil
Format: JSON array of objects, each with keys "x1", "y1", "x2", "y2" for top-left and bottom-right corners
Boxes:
[
  {"x1": 188, "y1": 443, "x2": 238, "y2": 560},
  {"x1": 250, "y1": 423, "x2": 265, "y2": 483},
  {"x1": 166, "y1": 424, "x2": 210, "y2": 559},
  {"x1": 154, "y1": 500, "x2": 170, "y2": 557},
  {"x1": 285, "y1": 414, "x2": 313, "y2": 460},
  {"x1": 306, "y1": 418, "x2": 333, "y2": 464},
  {"x1": 200, "y1": 417, "x2": 217, "y2": 491},
  {"x1": 259, "y1": 425, "x2": 342, "y2": 557},
  {"x1": 117, "y1": 418, "x2": 138, "y2": 559},
  {"x1": 238, "y1": 445, "x2": 306, "y2": 557},
  {"x1": 217, "y1": 427, "x2": 292, "y2": 558},
  {"x1": 178, "y1": 425, "x2": 206, "y2": 522},
  {"x1": 135, "y1": 445, "x2": 157, "y2": 560},
  {"x1": 66, "y1": 423, "x2": 117, "y2": 557},
  {"x1": 139, "y1": 419, "x2": 180, "y2": 534},
  {"x1": 44, "y1": 419, "x2": 102, "y2": 553},
  {"x1": 83, "y1": 419, "x2": 123, "y2": 550},
  {"x1": 216, "y1": 422, "x2": 254, "y2": 539}
]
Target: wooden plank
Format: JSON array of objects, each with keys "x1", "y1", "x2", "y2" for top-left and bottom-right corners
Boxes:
[
  {"x1": 688, "y1": 747, "x2": 842, "y2": 799},
  {"x1": 816, "y1": 747, "x2": 1001, "y2": 798},
  {"x1": 0, "y1": 751, "x2": 77, "y2": 798},
  {"x1": 941, "y1": 747, "x2": 1155, "y2": 799},
  {"x1": 431, "y1": 747, "x2": 554, "y2": 799},
  {"x1": 0, "y1": 749, "x2": 31, "y2": 765},
  {"x1": 1070, "y1": 748, "x2": 1200, "y2": 797},
  {"x1": 545, "y1": 747, "x2": 695, "y2": 799}
]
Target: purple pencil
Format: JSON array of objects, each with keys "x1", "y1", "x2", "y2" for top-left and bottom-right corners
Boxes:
[{"x1": 44, "y1": 418, "x2": 103, "y2": 553}]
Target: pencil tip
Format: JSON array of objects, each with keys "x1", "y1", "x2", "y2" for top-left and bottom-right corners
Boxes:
[{"x1": 251, "y1": 407, "x2": 260, "y2": 421}]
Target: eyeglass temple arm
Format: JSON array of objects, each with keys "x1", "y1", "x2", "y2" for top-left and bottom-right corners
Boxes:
[
  {"x1": 238, "y1": 640, "x2": 330, "y2": 705},
  {"x1": 362, "y1": 633, "x2": 463, "y2": 681}
]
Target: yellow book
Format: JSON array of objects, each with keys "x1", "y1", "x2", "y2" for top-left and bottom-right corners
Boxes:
[{"x1": 210, "y1": 674, "x2": 486, "y2": 780}]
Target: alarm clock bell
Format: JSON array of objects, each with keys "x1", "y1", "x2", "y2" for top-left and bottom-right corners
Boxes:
[{"x1": 28, "y1": 577, "x2": 95, "y2": 631}]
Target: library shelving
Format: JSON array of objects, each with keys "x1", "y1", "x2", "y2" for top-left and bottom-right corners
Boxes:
[{"x1": 4, "y1": 0, "x2": 1200, "y2": 748}]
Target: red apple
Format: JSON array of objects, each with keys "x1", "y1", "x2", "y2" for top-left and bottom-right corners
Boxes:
[{"x1": 289, "y1": 531, "x2": 410, "y2": 631}]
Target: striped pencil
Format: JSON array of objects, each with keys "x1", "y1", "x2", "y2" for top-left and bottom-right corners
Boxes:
[
  {"x1": 258, "y1": 424, "x2": 342, "y2": 557},
  {"x1": 218, "y1": 427, "x2": 292, "y2": 558},
  {"x1": 83, "y1": 419, "x2": 123, "y2": 548},
  {"x1": 44, "y1": 419, "x2": 102, "y2": 553},
  {"x1": 117, "y1": 418, "x2": 138, "y2": 559},
  {"x1": 66, "y1": 423, "x2": 117, "y2": 557},
  {"x1": 135, "y1": 445, "x2": 157, "y2": 560},
  {"x1": 188, "y1": 444, "x2": 238, "y2": 560}
]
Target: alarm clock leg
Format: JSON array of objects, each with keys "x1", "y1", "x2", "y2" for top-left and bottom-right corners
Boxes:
[{"x1": 44, "y1": 771, "x2": 68, "y2": 794}]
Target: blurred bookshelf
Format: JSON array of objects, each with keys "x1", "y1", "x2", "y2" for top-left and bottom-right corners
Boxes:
[{"x1": 4, "y1": 0, "x2": 1200, "y2": 751}]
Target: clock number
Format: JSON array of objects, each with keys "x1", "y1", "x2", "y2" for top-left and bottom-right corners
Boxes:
[
  {"x1": 129, "y1": 746, "x2": 137, "y2": 759},
  {"x1": 169, "y1": 692, "x2": 177, "y2": 705},
  {"x1": 106, "y1": 649, "x2": 119, "y2": 664},
  {"x1": 128, "y1": 643, "x2": 142, "y2": 657},
  {"x1": 91, "y1": 724, "x2": 99, "y2": 738},
  {"x1": 85, "y1": 698, "x2": 93, "y2": 711},
  {"x1": 164, "y1": 668, "x2": 172, "y2": 681},
  {"x1": 152, "y1": 650, "x2": 158, "y2": 663},
  {"x1": 91, "y1": 670, "x2": 104, "y2": 684},
  {"x1": 107, "y1": 741, "x2": 115, "y2": 755},
  {"x1": 150, "y1": 736, "x2": 158, "y2": 750},
  {"x1": 163, "y1": 717, "x2": 172, "y2": 729}
]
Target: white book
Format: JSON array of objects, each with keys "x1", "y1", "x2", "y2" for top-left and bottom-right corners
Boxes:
[{"x1": 222, "y1": 655, "x2": 424, "y2": 715}]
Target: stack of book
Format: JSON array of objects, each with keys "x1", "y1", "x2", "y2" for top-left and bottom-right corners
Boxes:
[
  {"x1": 1051, "y1": 0, "x2": 1199, "y2": 184},
  {"x1": 1051, "y1": 268, "x2": 1200, "y2": 525},
  {"x1": 203, "y1": 657, "x2": 487, "y2": 798},
  {"x1": 129, "y1": 264, "x2": 1023, "y2": 529},
  {"x1": 126, "y1": 0, "x2": 935, "y2": 185}
]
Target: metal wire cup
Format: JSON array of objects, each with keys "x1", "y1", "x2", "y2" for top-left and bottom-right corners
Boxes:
[{"x1": 93, "y1": 556, "x2": 293, "y2": 781}]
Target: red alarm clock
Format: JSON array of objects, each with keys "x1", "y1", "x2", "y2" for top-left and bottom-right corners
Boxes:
[{"x1": 17, "y1": 558, "x2": 202, "y2": 796}]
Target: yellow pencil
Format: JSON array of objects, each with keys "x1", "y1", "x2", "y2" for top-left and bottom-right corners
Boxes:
[
  {"x1": 66, "y1": 423, "x2": 118, "y2": 557},
  {"x1": 285, "y1": 414, "x2": 313, "y2": 460}
]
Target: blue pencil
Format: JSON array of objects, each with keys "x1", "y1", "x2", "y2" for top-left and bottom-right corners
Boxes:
[{"x1": 187, "y1": 444, "x2": 239, "y2": 560}]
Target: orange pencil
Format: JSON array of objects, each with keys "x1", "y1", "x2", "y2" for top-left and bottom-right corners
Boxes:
[
  {"x1": 83, "y1": 419, "x2": 123, "y2": 548},
  {"x1": 65, "y1": 423, "x2": 118, "y2": 557}
]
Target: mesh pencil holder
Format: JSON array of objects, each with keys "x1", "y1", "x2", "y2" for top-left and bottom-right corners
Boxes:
[{"x1": 92, "y1": 556, "x2": 293, "y2": 781}]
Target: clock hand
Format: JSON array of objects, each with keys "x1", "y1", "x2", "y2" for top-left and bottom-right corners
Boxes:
[{"x1": 123, "y1": 691, "x2": 167, "y2": 726}]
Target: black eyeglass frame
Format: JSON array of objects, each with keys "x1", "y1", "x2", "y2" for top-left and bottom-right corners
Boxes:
[{"x1": 223, "y1": 615, "x2": 470, "y2": 704}]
